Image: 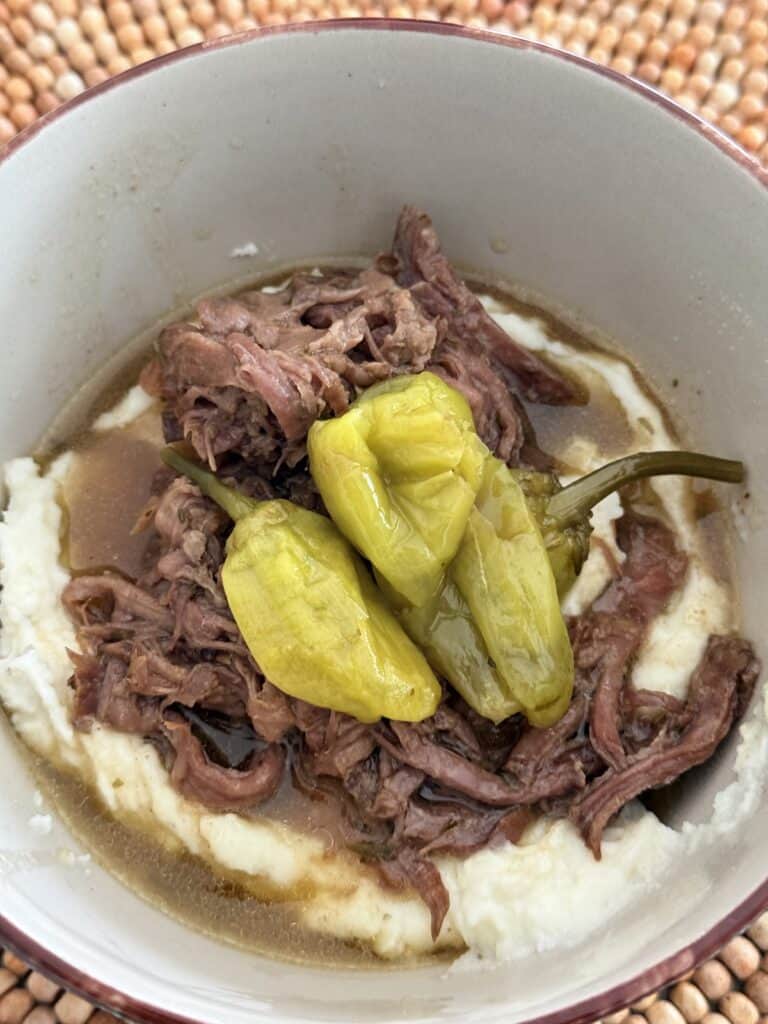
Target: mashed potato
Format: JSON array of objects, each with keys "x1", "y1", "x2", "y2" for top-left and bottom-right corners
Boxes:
[{"x1": 0, "y1": 302, "x2": 764, "y2": 962}]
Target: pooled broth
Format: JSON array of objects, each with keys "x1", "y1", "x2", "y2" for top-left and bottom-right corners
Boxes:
[
  {"x1": 31, "y1": 754, "x2": 386, "y2": 968},
  {"x1": 29, "y1": 272, "x2": 735, "y2": 966},
  {"x1": 63, "y1": 413, "x2": 161, "y2": 578}
]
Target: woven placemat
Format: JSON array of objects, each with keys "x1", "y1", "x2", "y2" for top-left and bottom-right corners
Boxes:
[
  {"x1": 0, "y1": 0, "x2": 768, "y2": 158},
  {"x1": 2, "y1": 0, "x2": 768, "y2": 1021}
]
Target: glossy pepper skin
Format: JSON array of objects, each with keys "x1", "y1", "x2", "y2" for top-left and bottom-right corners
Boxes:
[
  {"x1": 307, "y1": 372, "x2": 487, "y2": 607},
  {"x1": 395, "y1": 575, "x2": 520, "y2": 725},
  {"x1": 511, "y1": 468, "x2": 591, "y2": 598},
  {"x1": 392, "y1": 470, "x2": 585, "y2": 722},
  {"x1": 162, "y1": 450, "x2": 441, "y2": 724},
  {"x1": 451, "y1": 458, "x2": 574, "y2": 727}
]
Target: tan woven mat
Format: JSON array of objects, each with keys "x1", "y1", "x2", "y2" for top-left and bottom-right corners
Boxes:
[
  {"x1": 2, "y1": 1, "x2": 768, "y2": 1021},
  {"x1": 1, "y1": 0, "x2": 768, "y2": 156}
]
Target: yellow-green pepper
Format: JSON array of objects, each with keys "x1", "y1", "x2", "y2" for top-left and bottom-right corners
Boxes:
[
  {"x1": 393, "y1": 574, "x2": 520, "y2": 725},
  {"x1": 390, "y1": 469, "x2": 578, "y2": 726},
  {"x1": 451, "y1": 457, "x2": 574, "y2": 727},
  {"x1": 162, "y1": 449, "x2": 441, "y2": 724},
  {"x1": 511, "y1": 468, "x2": 591, "y2": 598},
  {"x1": 307, "y1": 372, "x2": 487, "y2": 607},
  {"x1": 393, "y1": 450, "x2": 744, "y2": 727}
]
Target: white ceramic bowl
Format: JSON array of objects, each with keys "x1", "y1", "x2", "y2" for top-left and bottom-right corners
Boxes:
[{"x1": 1, "y1": 21, "x2": 767, "y2": 1024}]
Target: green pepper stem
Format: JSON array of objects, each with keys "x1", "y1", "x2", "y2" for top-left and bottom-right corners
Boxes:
[
  {"x1": 161, "y1": 448, "x2": 257, "y2": 522},
  {"x1": 546, "y1": 450, "x2": 745, "y2": 528}
]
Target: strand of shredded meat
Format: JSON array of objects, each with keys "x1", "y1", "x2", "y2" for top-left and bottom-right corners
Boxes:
[
  {"x1": 142, "y1": 206, "x2": 576, "y2": 473},
  {"x1": 64, "y1": 206, "x2": 759, "y2": 941}
]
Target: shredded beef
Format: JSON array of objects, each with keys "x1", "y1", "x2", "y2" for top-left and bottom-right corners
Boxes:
[
  {"x1": 145, "y1": 267, "x2": 442, "y2": 472},
  {"x1": 369, "y1": 755, "x2": 424, "y2": 820},
  {"x1": 145, "y1": 207, "x2": 575, "y2": 472},
  {"x1": 377, "y1": 720, "x2": 522, "y2": 806},
  {"x1": 387, "y1": 205, "x2": 578, "y2": 406},
  {"x1": 570, "y1": 635, "x2": 759, "y2": 855},
  {"x1": 246, "y1": 679, "x2": 295, "y2": 743},
  {"x1": 164, "y1": 714, "x2": 284, "y2": 811},
  {"x1": 378, "y1": 845, "x2": 450, "y2": 941},
  {"x1": 63, "y1": 205, "x2": 760, "y2": 934},
  {"x1": 577, "y1": 513, "x2": 689, "y2": 770}
]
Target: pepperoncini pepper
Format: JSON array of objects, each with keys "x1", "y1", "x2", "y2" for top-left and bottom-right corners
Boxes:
[
  {"x1": 393, "y1": 575, "x2": 521, "y2": 725},
  {"x1": 307, "y1": 372, "x2": 487, "y2": 607},
  {"x1": 378, "y1": 454, "x2": 573, "y2": 728},
  {"x1": 394, "y1": 450, "x2": 744, "y2": 727},
  {"x1": 161, "y1": 449, "x2": 441, "y2": 724},
  {"x1": 390, "y1": 458, "x2": 574, "y2": 727},
  {"x1": 510, "y1": 468, "x2": 591, "y2": 598},
  {"x1": 451, "y1": 457, "x2": 574, "y2": 727}
]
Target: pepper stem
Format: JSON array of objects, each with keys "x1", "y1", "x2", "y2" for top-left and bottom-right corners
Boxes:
[
  {"x1": 161, "y1": 448, "x2": 258, "y2": 522},
  {"x1": 546, "y1": 451, "x2": 745, "y2": 528}
]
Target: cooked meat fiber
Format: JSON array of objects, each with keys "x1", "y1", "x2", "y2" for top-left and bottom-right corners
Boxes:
[
  {"x1": 64, "y1": 206, "x2": 759, "y2": 939},
  {"x1": 570, "y1": 635, "x2": 759, "y2": 857},
  {"x1": 388, "y1": 206, "x2": 577, "y2": 404},
  {"x1": 165, "y1": 714, "x2": 285, "y2": 812},
  {"x1": 142, "y1": 207, "x2": 574, "y2": 471}
]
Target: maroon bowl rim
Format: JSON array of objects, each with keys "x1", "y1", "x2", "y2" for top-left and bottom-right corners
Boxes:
[{"x1": 1, "y1": 17, "x2": 767, "y2": 1024}]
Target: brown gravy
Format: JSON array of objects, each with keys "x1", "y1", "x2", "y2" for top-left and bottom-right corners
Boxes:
[
  {"x1": 31, "y1": 755, "x2": 388, "y2": 968},
  {"x1": 63, "y1": 414, "x2": 162, "y2": 579}
]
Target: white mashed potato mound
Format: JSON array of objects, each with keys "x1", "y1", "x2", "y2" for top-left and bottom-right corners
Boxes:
[
  {"x1": 440, "y1": 808, "x2": 682, "y2": 962},
  {"x1": 0, "y1": 302, "x2": 763, "y2": 963}
]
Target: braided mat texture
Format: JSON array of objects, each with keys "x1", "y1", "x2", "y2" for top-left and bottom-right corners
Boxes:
[
  {"x1": 2, "y1": 1, "x2": 768, "y2": 1020},
  {"x1": 1, "y1": 0, "x2": 768, "y2": 157}
]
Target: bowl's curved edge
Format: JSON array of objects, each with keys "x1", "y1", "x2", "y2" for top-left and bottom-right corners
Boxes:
[
  {"x1": 5, "y1": 873, "x2": 768, "y2": 1024},
  {"x1": 1, "y1": 18, "x2": 767, "y2": 1024}
]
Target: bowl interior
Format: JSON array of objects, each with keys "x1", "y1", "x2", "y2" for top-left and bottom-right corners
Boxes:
[{"x1": 0, "y1": 23, "x2": 766, "y2": 1024}]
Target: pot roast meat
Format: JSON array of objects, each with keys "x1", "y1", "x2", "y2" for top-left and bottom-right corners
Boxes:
[
  {"x1": 578, "y1": 513, "x2": 689, "y2": 771},
  {"x1": 164, "y1": 714, "x2": 285, "y2": 812},
  {"x1": 369, "y1": 756, "x2": 425, "y2": 820},
  {"x1": 501, "y1": 513, "x2": 715, "y2": 812},
  {"x1": 387, "y1": 205, "x2": 578, "y2": 406},
  {"x1": 302, "y1": 711, "x2": 378, "y2": 779},
  {"x1": 228, "y1": 337, "x2": 349, "y2": 441},
  {"x1": 377, "y1": 720, "x2": 523, "y2": 807},
  {"x1": 70, "y1": 650, "x2": 165, "y2": 735},
  {"x1": 174, "y1": 705, "x2": 263, "y2": 771},
  {"x1": 570, "y1": 635, "x2": 759, "y2": 856},
  {"x1": 377, "y1": 845, "x2": 450, "y2": 941},
  {"x1": 144, "y1": 206, "x2": 578, "y2": 472},
  {"x1": 504, "y1": 695, "x2": 590, "y2": 781},
  {"x1": 146, "y1": 261, "x2": 443, "y2": 471},
  {"x1": 378, "y1": 802, "x2": 533, "y2": 940},
  {"x1": 245, "y1": 679, "x2": 296, "y2": 743},
  {"x1": 430, "y1": 344, "x2": 526, "y2": 463},
  {"x1": 62, "y1": 206, "x2": 760, "y2": 931},
  {"x1": 153, "y1": 475, "x2": 227, "y2": 549},
  {"x1": 64, "y1": 463, "x2": 758, "y2": 928},
  {"x1": 396, "y1": 797, "x2": 532, "y2": 858},
  {"x1": 64, "y1": 574, "x2": 175, "y2": 632}
]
